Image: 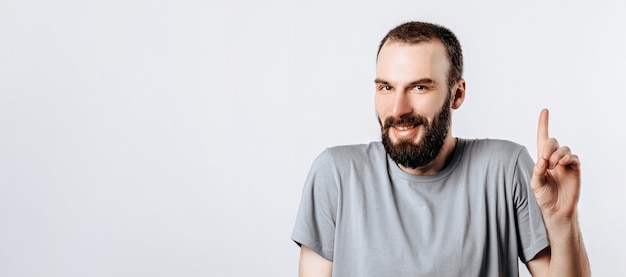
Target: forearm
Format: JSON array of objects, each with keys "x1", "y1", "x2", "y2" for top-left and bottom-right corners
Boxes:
[{"x1": 543, "y1": 211, "x2": 590, "y2": 277}]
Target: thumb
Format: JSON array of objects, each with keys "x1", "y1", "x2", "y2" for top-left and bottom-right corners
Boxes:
[{"x1": 531, "y1": 157, "x2": 548, "y2": 190}]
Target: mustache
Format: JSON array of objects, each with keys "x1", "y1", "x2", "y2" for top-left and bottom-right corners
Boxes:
[{"x1": 382, "y1": 114, "x2": 428, "y2": 130}]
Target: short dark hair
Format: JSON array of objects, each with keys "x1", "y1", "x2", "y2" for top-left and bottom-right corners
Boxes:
[{"x1": 377, "y1": 21, "x2": 463, "y2": 89}]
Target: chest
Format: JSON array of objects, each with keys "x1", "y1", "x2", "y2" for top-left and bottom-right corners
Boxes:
[{"x1": 332, "y1": 171, "x2": 518, "y2": 276}]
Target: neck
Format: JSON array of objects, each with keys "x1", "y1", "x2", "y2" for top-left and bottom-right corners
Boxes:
[{"x1": 398, "y1": 136, "x2": 458, "y2": 176}]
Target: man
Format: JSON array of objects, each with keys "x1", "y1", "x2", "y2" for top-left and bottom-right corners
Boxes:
[{"x1": 291, "y1": 21, "x2": 590, "y2": 276}]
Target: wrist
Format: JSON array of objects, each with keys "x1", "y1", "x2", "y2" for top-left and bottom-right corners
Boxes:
[{"x1": 542, "y1": 210, "x2": 581, "y2": 243}]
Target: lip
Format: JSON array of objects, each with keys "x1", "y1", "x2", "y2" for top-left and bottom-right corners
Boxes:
[{"x1": 390, "y1": 124, "x2": 421, "y2": 139}]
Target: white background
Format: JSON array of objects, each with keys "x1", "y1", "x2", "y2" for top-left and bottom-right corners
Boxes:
[{"x1": 1, "y1": 0, "x2": 624, "y2": 276}]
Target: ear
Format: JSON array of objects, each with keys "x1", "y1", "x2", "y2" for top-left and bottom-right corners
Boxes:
[{"x1": 450, "y1": 78, "x2": 466, "y2": 110}]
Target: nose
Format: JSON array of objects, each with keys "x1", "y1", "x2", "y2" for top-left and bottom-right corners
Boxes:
[{"x1": 391, "y1": 92, "x2": 413, "y2": 118}]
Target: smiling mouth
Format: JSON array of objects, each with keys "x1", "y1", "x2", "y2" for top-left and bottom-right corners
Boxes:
[
  {"x1": 383, "y1": 114, "x2": 427, "y2": 133},
  {"x1": 393, "y1": 123, "x2": 419, "y2": 131}
]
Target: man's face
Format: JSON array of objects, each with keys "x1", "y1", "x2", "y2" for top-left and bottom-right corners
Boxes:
[{"x1": 375, "y1": 40, "x2": 452, "y2": 169}]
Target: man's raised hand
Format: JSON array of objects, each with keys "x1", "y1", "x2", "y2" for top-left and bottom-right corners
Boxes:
[{"x1": 531, "y1": 109, "x2": 582, "y2": 218}]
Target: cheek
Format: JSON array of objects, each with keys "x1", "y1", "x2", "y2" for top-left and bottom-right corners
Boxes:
[
  {"x1": 374, "y1": 95, "x2": 391, "y2": 118},
  {"x1": 423, "y1": 94, "x2": 448, "y2": 115}
]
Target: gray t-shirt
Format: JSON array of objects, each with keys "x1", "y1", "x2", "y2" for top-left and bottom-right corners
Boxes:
[{"x1": 291, "y1": 139, "x2": 549, "y2": 276}]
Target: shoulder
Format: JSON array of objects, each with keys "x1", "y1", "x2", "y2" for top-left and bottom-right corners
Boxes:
[
  {"x1": 314, "y1": 142, "x2": 386, "y2": 172},
  {"x1": 462, "y1": 138, "x2": 527, "y2": 158},
  {"x1": 460, "y1": 138, "x2": 536, "y2": 183},
  {"x1": 325, "y1": 141, "x2": 386, "y2": 161},
  {"x1": 459, "y1": 138, "x2": 534, "y2": 172},
  {"x1": 464, "y1": 138, "x2": 524, "y2": 151}
]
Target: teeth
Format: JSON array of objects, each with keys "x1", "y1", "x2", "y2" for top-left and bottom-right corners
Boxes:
[{"x1": 396, "y1": 126, "x2": 413, "y2": 131}]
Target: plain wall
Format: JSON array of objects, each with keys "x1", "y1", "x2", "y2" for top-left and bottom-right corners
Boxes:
[{"x1": 1, "y1": 0, "x2": 624, "y2": 276}]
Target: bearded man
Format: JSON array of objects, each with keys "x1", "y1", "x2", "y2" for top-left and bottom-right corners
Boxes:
[{"x1": 291, "y1": 21, "x2": 590, "y2": 276}]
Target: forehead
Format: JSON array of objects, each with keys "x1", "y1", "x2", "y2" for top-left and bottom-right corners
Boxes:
[{"x1": 376, "y1": 40, "x2": 449, "y2": 83}]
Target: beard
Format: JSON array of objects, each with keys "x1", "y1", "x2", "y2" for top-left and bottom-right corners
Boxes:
[{"x1": 380, "y1": 95, "x2": 451, "y2": 169}]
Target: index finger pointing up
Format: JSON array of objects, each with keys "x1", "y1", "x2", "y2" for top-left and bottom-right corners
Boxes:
[{"x1": 537, "y1": 108, "x2": 550, "y2": 156}]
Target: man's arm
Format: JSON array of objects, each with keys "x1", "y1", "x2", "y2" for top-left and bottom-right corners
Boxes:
[
  {"x1": 526, "y1": 214, "x2": 590, "y2": 276},
  {"x1": 527, "y1": 109, "x2": 591, "y2": 276},
  {"x1": 299, "y1": 245, "x2": 332, "y2": 277}
]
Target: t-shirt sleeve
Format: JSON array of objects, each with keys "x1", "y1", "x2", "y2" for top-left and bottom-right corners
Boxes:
[
  {"x1": 513, "y1": 147, "x2": 550, "y2": 263},
  {"x1": 291, "y1": 149, "x2": 338, "y2": 261}
]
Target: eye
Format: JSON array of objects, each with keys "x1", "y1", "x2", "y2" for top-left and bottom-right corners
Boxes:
[
  {"x1": 378, "y1": 85, "x2": 393, "y2": 93},
  {"x1": 411, "y1": 85, "x2": 428, "y2": 93}
]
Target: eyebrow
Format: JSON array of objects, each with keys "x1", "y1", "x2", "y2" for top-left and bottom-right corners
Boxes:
[{"x1": 374, "y1": 78, "x2": 437, "y2": 86}]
